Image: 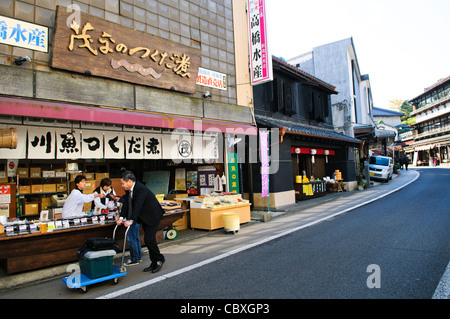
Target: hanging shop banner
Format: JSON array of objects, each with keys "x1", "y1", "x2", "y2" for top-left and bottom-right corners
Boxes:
[
  {"x1": 0, "y1": 15, "x2": 49, "y2": 52},
  {"x1": 0, "y1": 125, "x2": 26, "y2": 159},
  {"x1": 196, "y1": 67, "x2": 227, "y2": 91},
  {"x1": 260, "y1": 131, "x2": 269, "y2": 198},
  {"x1": 247, "y1": 0, "x2": 273, "y2": 85},
  {"x1": 202, "y1": 133, "x2": 220, "y2": 160},
  {"x1": 51, "y1": 6, "x2": 200, "y2": 94},
  {"x1": 143, "y1": 133, "x2": 162, "y2": 160},
  {"x1": 27, "y1": 127, "x2": 56, "y2": 159},
  {"x1": 162, "y1": 133, "x2": 193, "y2": 160},
  {"x1": 56, "y1": 128, "x2": 81, "y2": 159},
  {"x1": 227, "y1": 153, "x2": 240, "y2": 193},
  {"x1": 103, "y1": 131, "x2": 124, "y2": 159},
  {"x1": 80, "y1": 129, "x2": 104, "y2": 159},
  {"x1": 124, "y1": 133, "x2": 144, "y2": 159}
]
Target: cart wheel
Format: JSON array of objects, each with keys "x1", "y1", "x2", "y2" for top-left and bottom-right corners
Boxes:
[
  {"x1": 166, "y1": 229, "x2": 178, "y2": 240},
  {"x1": 79, "y1": 286, "x2": 88, "y2": 294},
  {"x1": 112, "y1": 277, "x2": 119, "y2": 285}
]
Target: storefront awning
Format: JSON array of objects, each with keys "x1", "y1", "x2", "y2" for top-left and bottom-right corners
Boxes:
[{"x1": 0, "y1": 97, "x2": 257, "y2": 135}]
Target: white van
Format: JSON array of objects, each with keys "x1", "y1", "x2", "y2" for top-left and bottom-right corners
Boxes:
[{"x1": 368, "y1": 156, "x2": 393, "y2": 182}]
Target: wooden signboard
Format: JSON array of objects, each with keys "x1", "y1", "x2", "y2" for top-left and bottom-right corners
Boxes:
[{"x1": 51, "y1": 6, "x2": 201, "y2": 94}]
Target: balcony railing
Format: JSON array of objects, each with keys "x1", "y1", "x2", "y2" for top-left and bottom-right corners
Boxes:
[
  {"x1": 411, "y1": 95, "x2": 450, "y2": 116},
  {"x1": 415, "y1": 125, "x2": 450, "y2": 140}
]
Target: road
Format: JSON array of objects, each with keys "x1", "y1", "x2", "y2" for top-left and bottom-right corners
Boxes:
[
  {"x1": 1, "y1": 168, "x2": 449, "y2": 304},
  {"x1": 114, "y1": 168, "x2": 449, "y2": 299}
]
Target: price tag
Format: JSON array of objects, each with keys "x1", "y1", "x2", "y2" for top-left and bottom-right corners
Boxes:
[
  {"x1": 55, "y1": 220, "x2": 63, "y2": 228},
  {"x1": 81, "y1": 217, "x2": 88, "y2": 224},
  {"x1": 6, "y1": 226, "x2": 14, "y2": 233},
  {"x1": 73, "y1": 218, "x2": 80, "y2": 225},
  {"x1": 19, "y1": 224, "x2": 27, "y2": 233},
  {"x1": 62, "y1": 220, "x2": 70, "y2": 228},
  {"x1": 29, "y1": 223, "x2": 38, "y2": 232},
  {"x1": 47, "y1": 221, "x2": 55, "y2": 231},
  {"x1": 91, "y1": 216, "x2": 98, "y2": 224}
]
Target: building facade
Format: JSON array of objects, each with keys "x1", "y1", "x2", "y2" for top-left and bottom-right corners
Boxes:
[
  {"x1": 287, "y1": 37, "x2": 391, "y2": 189},
  {"x1": 407, "y1": 75, "x2": 450, "y2": 166},
  {"x1": 0, "y1": 0, "x2": 262, "y2": 273},
  {"x1": 249, "y1": 57, "x2": 361, "y2": 209}
]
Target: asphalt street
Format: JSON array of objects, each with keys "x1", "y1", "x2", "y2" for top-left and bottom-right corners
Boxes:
[{"x1": 113, "y1": 168, "x2": 449, "y2": 299}]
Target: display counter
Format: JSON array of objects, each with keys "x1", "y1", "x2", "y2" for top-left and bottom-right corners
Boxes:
[
  {"x1": 190, "y1": 203, "x2": 251, "y2": 231},
  {"x1": 188, "y1": 194, "x2": 251, "y2": 231},
  {"x1": 0, "y1": 208, "x2": 187, "y2": 274}
]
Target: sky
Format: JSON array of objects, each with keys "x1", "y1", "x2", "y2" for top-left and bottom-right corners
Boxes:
[{"x1": 264, "y1": 0, "x2": 450, "y2": 109}]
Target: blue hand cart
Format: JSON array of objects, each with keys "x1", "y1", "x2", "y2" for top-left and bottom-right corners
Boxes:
[{"x1": 63, "y1": 224, "x2": 129, "y2": 293}]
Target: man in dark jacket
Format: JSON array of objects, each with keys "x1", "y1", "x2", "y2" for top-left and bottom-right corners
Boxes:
[{"x1": 116, "y1": 171, "x2": 165, "y2": 273}]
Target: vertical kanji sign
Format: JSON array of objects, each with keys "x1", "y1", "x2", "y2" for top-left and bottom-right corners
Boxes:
[{"x1": 248, "y1": 0, "x2": 273, "y2": 85}]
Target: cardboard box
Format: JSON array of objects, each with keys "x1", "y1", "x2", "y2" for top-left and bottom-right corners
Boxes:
[
  {"x1": 40, "y1": 197, "x2": 52, "y2": 211},
  {"x1": 56, "y1": 183, "x2": 67, "y2": 192},
  {"x1": 55, "y1": 171, "x2": 66, "y2": 178},
  {"x1": 18, "y1": 168, "x2": 28, "y2": 178},
  {"x1": 43, "y1": 184, "x2": 56, "y2": 193},
  {"x1": 19, "y1": 185, "x2": 31, "y2": 194},
  {"x1": 70, "y1": 173, "x2": 81, "y2": 181},
  {"x1": 31, "y1": 184, "x2": 43, "y2": 193},
  {"x1": 84, "y1": 180, "x2": 96, "y2": 194},
  {"x1": 172, "y1": 213, "x2": 188, "y2": 230},
  {"x1": 24, "y1": 203, "x2": 39, "y2": 215},
  {"x1": 95, "y1": 173, "x2": 109, "y2": 180},
  {"x1": 30, "y1": 167, "x2": 41, "y2": 178},
  {"x1": 42, "y1": 170, "x2": 55, "y2": 178}
]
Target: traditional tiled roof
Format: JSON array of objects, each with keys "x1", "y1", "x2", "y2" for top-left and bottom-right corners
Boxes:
[
  {"x1": 255, "y1": 114, "x2": 361, "y2": 145},
  {"x1": 372, "y1": 107, "x2": 404, "y2": 117}
]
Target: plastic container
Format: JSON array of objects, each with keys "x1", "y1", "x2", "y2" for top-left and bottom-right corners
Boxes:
[
  {"x1": 83, "y1": 249, "x2": 116, "y2": 259},
  {"x1": 222, "y1": 212, "x2": 240, "y2": 233},
  {"x1": 79, "y1": 256, "x2": 113, "y2": 279}
]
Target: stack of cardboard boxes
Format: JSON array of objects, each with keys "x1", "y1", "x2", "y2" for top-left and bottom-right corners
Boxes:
[{"x1": 17, "y1": 167, "x2": 67, "y2": 216}]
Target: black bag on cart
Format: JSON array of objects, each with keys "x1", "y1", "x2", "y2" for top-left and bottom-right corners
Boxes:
[{"x1": 85, "y1": 237, "x2": 119, "y2": 251}]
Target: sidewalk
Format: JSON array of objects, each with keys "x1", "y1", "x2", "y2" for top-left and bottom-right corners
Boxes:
[{"x1": 0, "y1": 169, "x2": 420, "y2": 292}]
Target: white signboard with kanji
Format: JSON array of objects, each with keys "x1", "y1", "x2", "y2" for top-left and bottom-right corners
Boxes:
[
  {"x1": 248, "y1": 0, "x2": 273, "y2": 85},
  {"x1": 27, "y1": 127, "x2": 56, "y2": 159},
  {"x1": 81, "y1": 129, "x2": 104, "y2": 159},
  {"x1": 103, "y1": 131, "x2": 124, "y2": 159}
]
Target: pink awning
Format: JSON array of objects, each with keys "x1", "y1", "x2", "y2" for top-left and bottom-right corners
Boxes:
[{"x1": 0, "y1": 97, "x2": 257, "y2": 135}]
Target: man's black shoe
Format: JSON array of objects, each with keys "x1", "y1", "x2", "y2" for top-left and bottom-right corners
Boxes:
[
  {"x1": 143, "y1": 263, "x2": 155, "y2": 272},
  {"x1": 151, "y1": 260, "x2": 165, "y2": 273}
]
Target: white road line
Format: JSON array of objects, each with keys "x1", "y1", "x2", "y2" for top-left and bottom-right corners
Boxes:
[
  {"x1": 432, "y1": 261, "x2": 450, "y2": 299},
  {"x1": 97, "y1": 171, "x2": 420, "y2": 299}
]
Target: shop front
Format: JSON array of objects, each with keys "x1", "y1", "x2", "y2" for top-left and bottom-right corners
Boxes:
[
  {"x1": 0, "y1": 99, "x2": 256, "y2": 274},
  {"x1": 0, "y1": 7, "x2": 257, "y2": 274},
  {"x1": 291, "y1": 147, "x2": 337, "y2": 200}
]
